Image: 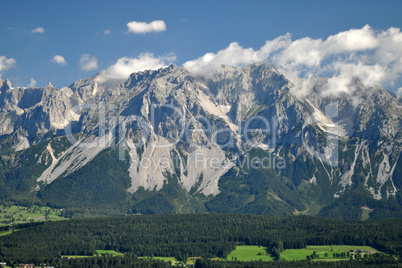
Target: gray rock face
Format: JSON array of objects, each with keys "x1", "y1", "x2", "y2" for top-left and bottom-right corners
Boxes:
[{"x1": 0, "y1": 63, "x2": 401, "y2": 206}]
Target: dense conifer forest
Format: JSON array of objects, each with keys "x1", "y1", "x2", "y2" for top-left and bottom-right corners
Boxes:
[
  {"x1": 46, "y1": 255, "x2": 401, "y2": 268},
  {"x1": 0, "y1": 214, "x2": 401, "y2": 266}
]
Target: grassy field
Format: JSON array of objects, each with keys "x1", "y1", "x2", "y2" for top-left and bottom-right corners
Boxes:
[
  {"x1": 25, "y1": 244, "x2": 386, "y2": 266},
  {"x1": 187, "y1": 257, "x2": 202, "y2": 265},
  {"x1": 140, "y1": 256, "x2": 201, "y2": 266},
  {"x1": 62, "y1": 250, "x2": 124, "y2": 258},
  {"x1": 0, "y1": 229, "x2": 14, "y2": 237},
  {"x1": 139, "y1": 256, "x2": 180, "y2": 265},
  {"x1": 361, "y1": 207, "x2": 373, "y2": 220},
  {"x1": 226, "y1": 245, "x2": 275, "y2": 261},
  {"x1": 0, "y1": 205, "x2": 67, "y2": 228},
  {"x1": 225, "y1": 245, "x2": 381, "y2": 262},
  {"x1": 64, "y1": 253, "x2": 183, "y2": 265},
  {"x1": 95, "y1": 250, "x2": 124, "y2": 256},
  {"x1": 62, "y1": 255, "x2": 92, "y2": 259},
  {"x1": 280, "y1": 245, "x2": 380, "y2": 261},
  {"x1": 153, "y1": 257, "x2": 178, "y2": 264}
]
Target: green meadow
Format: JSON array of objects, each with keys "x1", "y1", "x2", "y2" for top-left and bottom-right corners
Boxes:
[
  {"x1": 139, "y1": 256, "x2": 183, "y2": 265},
  {"x1": 0, "y1": 205, "x2": 67, "y2": 227},
  {"x1": 227, "y1": 245, "x2": 275, "y2": 261},
  {"x1": 142, "y1": 257, "x2": 208, "y2": 266},
  {"x1": 150, "y1": 257, "x2": 179, "y2": 264},
  {"x1": 62, "y1": 250, "x2": 124, "y2": 258},
  {"x1": 280, "y1": 245, "x2": 380, "y2": 261},
  {"x1": 95, "y1": 250, "x2": 124, "y2": 256},
  {"x1": 226, "y1": 245, "x2": 381, "y2": 262}
]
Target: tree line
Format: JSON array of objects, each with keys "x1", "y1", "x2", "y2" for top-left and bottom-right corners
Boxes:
[{"x1": 0, "y1": 214, "x2": 401, "y2": 265}]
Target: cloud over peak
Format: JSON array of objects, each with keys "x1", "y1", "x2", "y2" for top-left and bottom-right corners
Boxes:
[
  {"x1": 79, "y1": 54, "x2": 98, "y2": 71},
  {"x1": 97, "y1": 52, "x2": 175, "y2": 82},
  {"x1": 127, "y1": 20, "x2": 166, "y2": 34},
  {"x1": 27, "y1": 77, "x2": 37, "y2": 87},
  {"x1": 183, "y1": 34, "x2": 290, "y2": 77},
  {"x1": 184, "y1": 25, "x2": 402, "y2": 97}
]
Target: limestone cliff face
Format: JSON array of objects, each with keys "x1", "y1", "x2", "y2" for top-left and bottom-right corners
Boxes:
[
  {"x1": 0, "y1": 81, "x2": 80, "y2": 137},
  {"x1": 0, "y1": 62, "x2": 401, "y2": 208}
]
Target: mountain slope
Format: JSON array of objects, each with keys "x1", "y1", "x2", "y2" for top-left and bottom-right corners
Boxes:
[{"x1": 0, "y1": 62, "x2": 400, "y2": 219}]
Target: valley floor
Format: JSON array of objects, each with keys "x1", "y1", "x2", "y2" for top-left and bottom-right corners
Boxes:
[{"x1": 0, "y1": 214, "x2": 400, "y2": 267}]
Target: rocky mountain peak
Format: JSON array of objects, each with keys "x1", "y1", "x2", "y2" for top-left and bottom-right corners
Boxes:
[
  {"x1": 0, "y1": 62, "x2": 400, "y2": 218},
  {"x1": 0, "y1": 78, "x2": 12, "y2": 93},
  {"x1": 45, "y1": 82, "x2": 54, "y2": 89}
]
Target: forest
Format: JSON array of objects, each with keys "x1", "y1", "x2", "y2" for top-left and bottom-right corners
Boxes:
[
  {"x1": 24, "y1": 254, "x2": 399, "y2": 268},
  {"x1": 0, "y1": 214, "x2": 401, "y2": 266}
]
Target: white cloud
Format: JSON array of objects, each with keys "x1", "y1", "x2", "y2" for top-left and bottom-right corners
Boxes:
[
  {"x1": 397, "y1": 87, "x2": 402, "y2": 98},
  {"x1": 104, "y1": 29, "x2": 111, "y2": 35},
  {"x1": 184, "y1": 25, "x2": 402, "y2": 97},
  {"x1": 184, "y1": 34, "x2": 291, "y2": 77},
  {"x1": 79, "y1": 54, "x2": 98, "y2": 71},
  {"x1": 97, "y1": 53, "x2": 176, "y2": 82},
  {"x1": 127, "y1": 20, "x2": 166, "y2": 34},
  {"x1": 323, "y1": 25, "x2": 378, "y2": 53},
  {"x1": 27, "y1": 77, "x2": 37, "y2": 87},
  {"x1": 31, "y1": 27, "x2": 45, "y2": 34},
  {"x1": 0, "y1": 56, "x2": 16, "y2": 77},
  {"x1": 51, "y1": 55, "x2": 66, "y2": 65}
]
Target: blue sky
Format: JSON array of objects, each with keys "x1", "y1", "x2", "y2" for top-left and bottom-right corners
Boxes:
[{"x1": 1, "y1": 0, "x2": 402, "y2": 94}]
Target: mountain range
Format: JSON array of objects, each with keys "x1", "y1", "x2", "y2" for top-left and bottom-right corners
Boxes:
[{"x1": 0, "y1": 62, "x2": 401, "y2": 219}]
